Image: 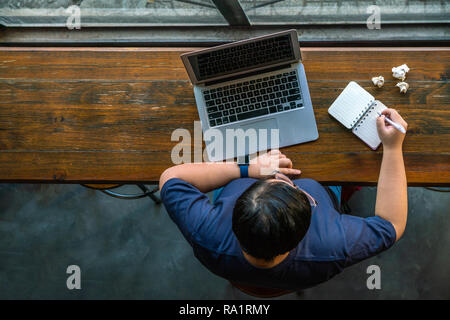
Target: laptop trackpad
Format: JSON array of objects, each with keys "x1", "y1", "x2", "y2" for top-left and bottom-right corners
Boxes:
[{"x1": 238, "y1": 118, "x2": 279, "y2": 155}]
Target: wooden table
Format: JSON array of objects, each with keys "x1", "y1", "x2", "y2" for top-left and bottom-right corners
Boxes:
[{"x1": 0, "y1": 47, "x2": 448, "y2": 186}]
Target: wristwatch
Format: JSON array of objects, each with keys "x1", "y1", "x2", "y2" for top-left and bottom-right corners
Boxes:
[{"x1": 237, "y1": 155, "x2": 250, "y2": 178}]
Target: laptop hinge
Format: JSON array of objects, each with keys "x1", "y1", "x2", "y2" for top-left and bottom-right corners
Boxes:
[{"x1": 204, "y1": 63, "x2": 292, "y2": 87}]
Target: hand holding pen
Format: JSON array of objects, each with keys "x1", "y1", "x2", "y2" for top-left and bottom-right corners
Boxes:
[
  {"x1": 376, "y1": 109, "x2": 408, "y2": 150},
  {"x1": 377, "y1": 111, "x2": 406, "y2": 134}
]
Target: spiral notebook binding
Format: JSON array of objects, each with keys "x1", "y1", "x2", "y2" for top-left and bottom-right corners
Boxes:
[{"x1": 354, "y1": 101, "x2": 375, "y2": 131}]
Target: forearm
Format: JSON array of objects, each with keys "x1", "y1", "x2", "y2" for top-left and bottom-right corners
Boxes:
[
  {"x1": 375, "y1": 147, "x2": 408, "y2": 241},
  {"x1": 159, "y1": 162, "x2": 241, "y2": 193}
]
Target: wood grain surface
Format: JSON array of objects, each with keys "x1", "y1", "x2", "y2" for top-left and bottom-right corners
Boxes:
[{"x1": 0, "y1": 47, "x2": 448, "y2": 185}]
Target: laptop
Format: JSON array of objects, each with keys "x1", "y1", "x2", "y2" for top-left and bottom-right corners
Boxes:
[{"x1": 181, "y1": 29, "x2": 319, "y2": 162}]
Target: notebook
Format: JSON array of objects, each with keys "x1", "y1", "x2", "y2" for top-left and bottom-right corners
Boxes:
[{"x1": 328, "y1": 81, "x2": 387, "y2": 150}]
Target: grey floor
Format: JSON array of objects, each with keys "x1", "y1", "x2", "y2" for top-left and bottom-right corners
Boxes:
[{"x1": 0, "y1": 183, "x2": 448, "y2": 300}]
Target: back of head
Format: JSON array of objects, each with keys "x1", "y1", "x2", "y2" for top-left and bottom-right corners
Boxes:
[{"x1": 232, "y1": 180, "x2": 312, "y2": 261}]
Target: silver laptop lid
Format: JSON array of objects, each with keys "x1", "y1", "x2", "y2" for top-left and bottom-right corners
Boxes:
[{"x1": 181, "y1": 29, "x2": 301, "y2": 85}]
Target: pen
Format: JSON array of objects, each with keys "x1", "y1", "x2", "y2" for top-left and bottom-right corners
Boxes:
[{"x1": 377, "y1": 112, "x2": 406, "y2": 134}]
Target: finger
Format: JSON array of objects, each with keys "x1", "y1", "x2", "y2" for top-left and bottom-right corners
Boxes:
[
  {"x1": 278, "y1": 157, "x2": 293, "y2": 169},
  {"x1": 381, "y1": 108, "x2": 393, "y2": 117},
  {"x1": 390, "y1": 111, "x2": 408, "y2": 129},
  {"x1": 376, "y1": 115, "x2": 388, "y2": 132},
  {"x1": 381, "y1": 109, "x2": 407, "y2": 128},
  {"x1": 389, "y1": 109, "x2": 401, "y2": 120},
  {"x1": 381, "y1": 108, "x2": 402, "y2": 122},
  {"x1": 269, "y1": 149, "x2": 280, "y2": 155},
  {"x1": 376, "y1": 114, "x2": 386, "y2": 126},
  {"x1": 278, "y1": 167, "x2": 301, "y2": 176},
  {"x1": 268, "y1": 154, "x2": 287, "y2": 164},
  {"x1": 261, "y1": 154, "x2": 281, "y2": 168},
  {"x1": 269, "y1": 156, "x2": 286, "y2": 164}
]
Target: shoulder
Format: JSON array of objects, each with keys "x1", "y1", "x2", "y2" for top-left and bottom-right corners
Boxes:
[
  {"x1": 293, "y1": 178, "x2": 327, "y2": 194},
  {"x1": 160, "y1": 177, "x2": 196, "y2": 197},
  {"x1": 160, "y1": 177, "x2": 249, "y2": 253}
]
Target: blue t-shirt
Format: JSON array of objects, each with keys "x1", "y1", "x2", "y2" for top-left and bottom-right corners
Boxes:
[{"x1": 160, "y1": 177, "x2": 396, "y2": 290}]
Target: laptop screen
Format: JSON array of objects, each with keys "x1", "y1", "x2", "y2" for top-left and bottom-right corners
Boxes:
[{"x1": 188, "y1": 34, "x2": 296, "y2": 82}]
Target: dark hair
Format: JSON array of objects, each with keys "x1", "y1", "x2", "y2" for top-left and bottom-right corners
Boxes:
[{"x1": 232, "y1": 179, "x2": 312, "y2": 261}]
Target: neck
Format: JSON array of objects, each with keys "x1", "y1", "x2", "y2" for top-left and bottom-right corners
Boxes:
[{"x1": 242, "y1": 251, "x2": 290, "y2": 268}]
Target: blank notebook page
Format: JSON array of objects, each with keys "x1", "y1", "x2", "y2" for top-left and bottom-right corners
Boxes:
[
  {"x1": 352, "y1": 100, "x2": 387, "y2": 150},
  {"x1": 328, "y1": 81, "x2": 375, "y2": 129}
]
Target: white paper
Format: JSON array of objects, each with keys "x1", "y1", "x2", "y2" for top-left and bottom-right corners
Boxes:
[
  {"x1": 328, "y1": 81, "x2": 375, "y2": 129},
  {"x1": 352, "y1": 100, "x2": 387, "y2": 150}
]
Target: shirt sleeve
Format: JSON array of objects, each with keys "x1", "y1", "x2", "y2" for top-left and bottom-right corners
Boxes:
[
  {"x1": 160, "y1": 178, "x2": 214, "y2": 245},
  {"x1": 340, "y1": 214, "x2": 397, "y2": 267}
]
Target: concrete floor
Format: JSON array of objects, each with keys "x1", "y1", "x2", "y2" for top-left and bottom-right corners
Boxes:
[{"x1": 0, "y1": 183, "x2": 448, "y2": 299}]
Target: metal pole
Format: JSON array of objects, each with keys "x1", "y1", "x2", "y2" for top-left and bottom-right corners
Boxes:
[{"x1": 211, "y1": 0, "x2": 251, "y2": 26}]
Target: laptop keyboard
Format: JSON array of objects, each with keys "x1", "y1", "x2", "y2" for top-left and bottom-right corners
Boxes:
[{"x1": 203, "y1": 70, "x2": 303, "y2": 127}]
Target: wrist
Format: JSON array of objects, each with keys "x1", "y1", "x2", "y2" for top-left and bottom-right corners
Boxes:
[
  {"x1": 383, "y1": 146, "x2": 404, "y2": 161},
  {"x1": 248, "y1": 163, "x2": 263, "y2": 178},
  {"x1": 383, "y1": 144, "x2": 403, "y2": 154}
]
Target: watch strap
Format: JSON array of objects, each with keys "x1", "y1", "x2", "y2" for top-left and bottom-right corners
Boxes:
[{"x1": 238, "y1": 164, "x2": 249, "y2": 178}]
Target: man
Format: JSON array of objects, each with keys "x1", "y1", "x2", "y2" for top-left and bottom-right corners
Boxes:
[{"x1": 159, "y1": 109, "x2": 408, "y2": 291}]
